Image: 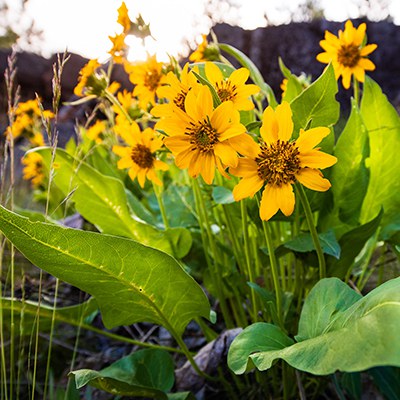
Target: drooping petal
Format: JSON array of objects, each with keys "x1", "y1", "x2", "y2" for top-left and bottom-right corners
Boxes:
[
  {"x1": 300, "y1": 150, "x2": 337, "y2": 169},
  {"x1": 214, "y1": 142, "x2": 239, "y2": 168},
  {"x1": 275, "y1": 101, "x2": 293, "y2": 142},
  {"x1": 341, "y1": 70, "x2": 352, "y2": 89},
  {"x1": 232, "y1": 174, "x2": 264, "y2": 201},
  {"x1": 296, "y1": 168, "x2": 331, "y2": 192},
  {"x1": 200, "y1": 152, "x2": 216, "y2": 184},
  {"x1": 188, "y1": 150, "x2": 202, "y2": 178},
  {"x1": 296, "y1": 127, "x2": 331, "y2": 153},
  {"x1": 259, "y1": 185, "x2": 280, "y2": 221},
  {"x1": 276, "y1": 183, "x2": 295, "y2": 217},
  {"x1": 260, "y1": 106, "x2": 279, "y2": 145}
]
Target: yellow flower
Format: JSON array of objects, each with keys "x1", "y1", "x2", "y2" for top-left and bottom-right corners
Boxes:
[
  {"x1": 316, "y1": 20, "x2": 377, "y2": 89},
  {"x1": 112, "y1": 123, "x2": 168, "y2": 188},
  {"x1": 22, "y1": 152, "x2": 45, "y2": 187},
  {"x1": 108, "y1": 33, "x2": 128, "y2": 63},
  {"x1": 152, "y1": 63, "x2": 200, "y2": 119},
  {"x1": 117, "y1": 2, "x2": 131, "y2": 34},
  {"x1": 74, "y1": 59, "x2": 102, "y2": 97},
  {"x1": 124, "y1": 55, "x2": 168, "y2": 109},
  {"x1": 231, "y1": 102, "x2": 337, "y2": 221},
  {"x1": 161, "y1": 85, "x2": 259, "y2": 185},
  {"x1": 201, "y1": 62, "x2": 260, "y2": 111},
  {"x1": 113, "y1": 90, "x2": 142, "y2": 124},
  {"x1": 86, "y1": 120, "x2": 107, "y2": 144},
  {"x1": 189, "y1": 34, "x2": 220, "y2": 62}
]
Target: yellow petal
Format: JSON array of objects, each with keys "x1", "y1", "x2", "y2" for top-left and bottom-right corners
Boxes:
[
  {"x1": 137, "y1": 168, "x2": 147, "y2": 188},
  {"x1": 353, "y1": 66, "x2": 365, "y2": 83},
  {"x1": 164, "y1": 135, "x2": 190, "y2": 154},
  {"x1": 232, "y1": 174, "x2": 264, "y2": 201},
  {"x1": 230, "y1": 157, "x2": 259, "y2": 177},
  {"x1": 218, "y1": 123, "x2": 246, "y2": 141},
  {"x1": 355, "y1": 22, "x2": 366, "y2": 46},
  {"x1": 229, "y1": 68, "x2": 249, "y2": 86},
  {"x1": 316, "y1": 52, "x2": 333, "y2": 64},
  {"x1": 360, "y1": 44, "x2": 377, "y2": 56},
  {"x1": 211, "y1": 101, "x2": 236, "y2": 134},
  {"x1": 175, "y1": 147, "x2": 195, "y2": 169},
  {"x1": 196, "y1": 85, "x2": 213, "y2": 118},
  {"x1": 184, "y1": 88, "x2": 200, "y2": 120},
  {"x1": 300, "y1": 150, "x2": 337, "y2": 169},
  {"x1": 214, "y1": 142, "x2": 238, "y2": 168},
  {"x1": 259, "y1": 185, "x2": 279, "y2": 221},
  {"x1": 276, "y1": 101, "x2": 293, "y2": 142},
  {"x1": 341, "y1": 70, "x2": 352, "y2": 89},
  {"x1": 112, "y1": 145, "x2": 130, "y2": 157},
  {"x1": 200, "y1": 153, "x2": 215, "y2": 184},
  {"x1": 358, "y1": 58, "x2": 376, "y2": 71},
  {"x1": 188, "y1": 150, "x2": 202, "y2": 178},
  {"x1": 117, "y1": 156, "x2": 133, "y2": 169},
  {"x1": 205, "y1": 62, "x2": 222, "y2": 85},
  {"x1": 154, "y1": 159, "x2": 169, "y2": 171},
  {"x1": 260, "y1": 106, "x2": 278, "y2": 145},
  {"x1": 228, "y1": 133, "x2": 260, "y2": 158},
  {"x1": 276, "y1": 183, "x2": 295, "y2": 216},
  {"x1": 296, "y1": 127, "x2": 331, "y2": 153},
  {"x1": 296, "y1": 168, "x2": 331, "y2": 192}
]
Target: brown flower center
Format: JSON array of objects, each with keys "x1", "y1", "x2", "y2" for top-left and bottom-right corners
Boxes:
[
  {"x1": 215, "y1": 80, "x2": 237, "y2": 102},
  {"x1": 174, "y1": 90, "x2": 187, "y2": 111},
  {"x1": 144, "y1": 69, "x2": 162, "y2": 92},
  {"x1": 337, "y1": 44, "x2": 361, "y2": 68},
  {"x1": 131, "y1": 144, "x2": 154, "y2": 169},
  {"x1": 256, "y1": 140, "x2": 301, "y2": 186},
  {"x1": 186, "y1": 118, "x2": 219, "y2": 153}
]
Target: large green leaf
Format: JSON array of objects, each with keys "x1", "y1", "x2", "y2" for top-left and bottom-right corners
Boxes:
[
  {"x1": 228, "y1": 277, "x2": 400, "y2": 375},
  {"x1": 360, "y1": 77, "x2": 400, "y2": 239},
  {"x1": 34, "y1": 148, "x2": 191, "y2": 258},
  {"x1": 330, "y1": 101, "x2": 370, "y2": 226},
  {"x1": 0, "y1": 206, "x2": 210, "y2": 335},
  {"x1": 291, "y1": 63, "x2": 339, "y2": 133},
  {"x1": 72, "y1": 349, "x2": 174, "y2": 398},
  {"x1": 0, "y1": 297, "x2": 97, "y2": 335}
]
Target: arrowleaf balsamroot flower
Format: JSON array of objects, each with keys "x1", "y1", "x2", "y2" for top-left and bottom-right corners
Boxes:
[
  {"x1": 124, "y1": 55, "x2": 168, "y2": 109},
  {"x1": 317, "y1": 20, "x2": 377, "y2": 89},
  {"x1": 231, "y1": 102, "x2": 337, "y2": 221},
  {"x1": 22, "y1": 152, "x2": 45, "y2": 187},
  {"x1": 112, "y1": 122, "x2": 168, "y2": 188},
  {"x1": 201, "y1": 62, "x2": 260, "y2": 111},
  {"x1": 160, "y1": 85, "x2": 259, "y2": 184}
]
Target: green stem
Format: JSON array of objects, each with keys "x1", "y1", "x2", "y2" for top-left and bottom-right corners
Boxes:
[
  {"x1": 104, "y1": 90, "x2": 133, "y2": 124},
  {"x1": 152, "y1": 182, "x2": 169, "y2": 229},
  {"x1": 353, "y1": 76, "x2": 360, "y2": 106},
  {"x1": 262, "y1": 220, "x2": 283, "y2": 327},
  {"x1": 296, "y1": 183, "x2": 326, "y2": 279},
  {"x1": 192, "y1": 178, "x2": 233, "y2": 328}
]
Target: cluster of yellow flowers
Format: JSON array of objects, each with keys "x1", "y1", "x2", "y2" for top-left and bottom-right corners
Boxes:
[{"x1": 13, "y1": 2, "x2": 378, "y2": 220}]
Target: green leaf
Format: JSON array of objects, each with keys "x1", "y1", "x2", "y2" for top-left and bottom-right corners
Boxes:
[
  {"x1": 228, "y1": 322, "x2": 295, "y2": 374},
  {"x1": 72, "y1": 349, "x2": 174, "y2": 398},
  {"x1": 35, "y1": 147, "x2": 179, "y2": 256},
  {"x1": 360, "y1": 77, "x2": 400, "y2": 239},
  {"x1": 191, "y1": 70, "x2": 222, "y2": 107},
  {"x1": 327, "y1": 210, "x2": 383, "y2": 278},
  {"x1": 369, "y1": 367, "x2": 400, "y2": 400},
  {"x1": 278, "y1": 58, "x2": 305, "y2": 102},
  {"x1": 212, "y1": 186, "x2": 234, "y2": 204},
  {"x1": 331, "y1": 101, "x2": 370, "y2": 225},
  {"x1": 218, "y1": 43, "x2": 277, "y2": 107},
  {"x1": 228, "y1": 277, "x2": 400, "y2": 375},
  {"x1": 291, "y1": 64, "x2": 339, "y2": 133},
  {"x1": 0, "y1": 297, "x2": 97, "y2": 335},
  {"x1": 284, "y1": 230, "x2": 341, "y2": 259},
  {"x1": 0, "y1": 206, "x2": 210, "y2": 334}
]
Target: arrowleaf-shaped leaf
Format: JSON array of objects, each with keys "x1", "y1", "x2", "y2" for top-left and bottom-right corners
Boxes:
[
  {"x1": 228, "y1": 277, "x2": 400, "y2": 375},
  {"x1": 0, "y1": 205, "x2": 210, "y2": 335}
]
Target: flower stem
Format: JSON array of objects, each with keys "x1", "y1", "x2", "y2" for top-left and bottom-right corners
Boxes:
[
  {"x1": 152, "y1": 181, "x2": 169, "y2": 230},
  {"x1": 353, "y1": 76, "x2": 360, "y2": 106},
  {"x1": 104, "y1": 90, "x2": 133, "y2": 124},
  {"x1": 295, "y1": 183, "x2": 326, "y2": 279}
]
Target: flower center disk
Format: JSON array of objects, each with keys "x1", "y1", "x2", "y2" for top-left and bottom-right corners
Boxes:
[
  {"x1": 337, "y1": 44, "x2": 361, "y2": 68},
  {"x1": 186, "y1": 119, "x2": 219, "y2": 153},
  {"x1": 131, "y1": 144, "x2": 154, "y2": 169},
  {"x1": 256, "y1": 140, "x2": 301, "y2": 186},
  {"x1": 216, "y1": 80, "x2": 237, "y2": 102},
  {"x1": 144, "y1": 70, "x2": 162, "y2": 91}
]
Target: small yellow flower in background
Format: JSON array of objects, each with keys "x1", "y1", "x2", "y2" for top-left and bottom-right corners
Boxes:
[
  {"x1": 231, "y1": 102, "x2": 337, "y2": 221},
  {"x1": 86, "y1": 120, "x2": 107, "y2": 144},
  {"x1": 117, "y1": 2, "x2": 131, "y2": 34},
  {"x1": 189, "y1": 34, "x2": 220, "y2": 62},
  {"x1": 280, "y1": 78, "x2": 288, "y2": 98},
  {"x1": 112, "y1": 122, "x2": 168, "y2": 188},
  {"x1": 22, "y1": 152, "x2": 45, "y2": 187},
  {"x1": 317, "y1": 20, "x2": 377, "y2": 89},
  {"x1": 74, "y1": 59, "x2": 105, "y2": 97},
  {"x1": 6, "y1": 99, "x2": 52, "y2": 147},
  {"x1": 160, "y1": 85, "x2": 259, "y2": 185},
  {"x1": 152, "y1": 63, "x2": 200, "y2": 119},
  {"x1": 113, "y1": 89, "x2": 143, "y2": 124},
  {"x1": 108, "y1": 33, "x2": 128, "y2": 64},
  {"x1": 202, "y1": 62, "x2": 260, "y2": 111},
  {"x1": 124, "y1": 55, "x2": 168, "y2": 109}
]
